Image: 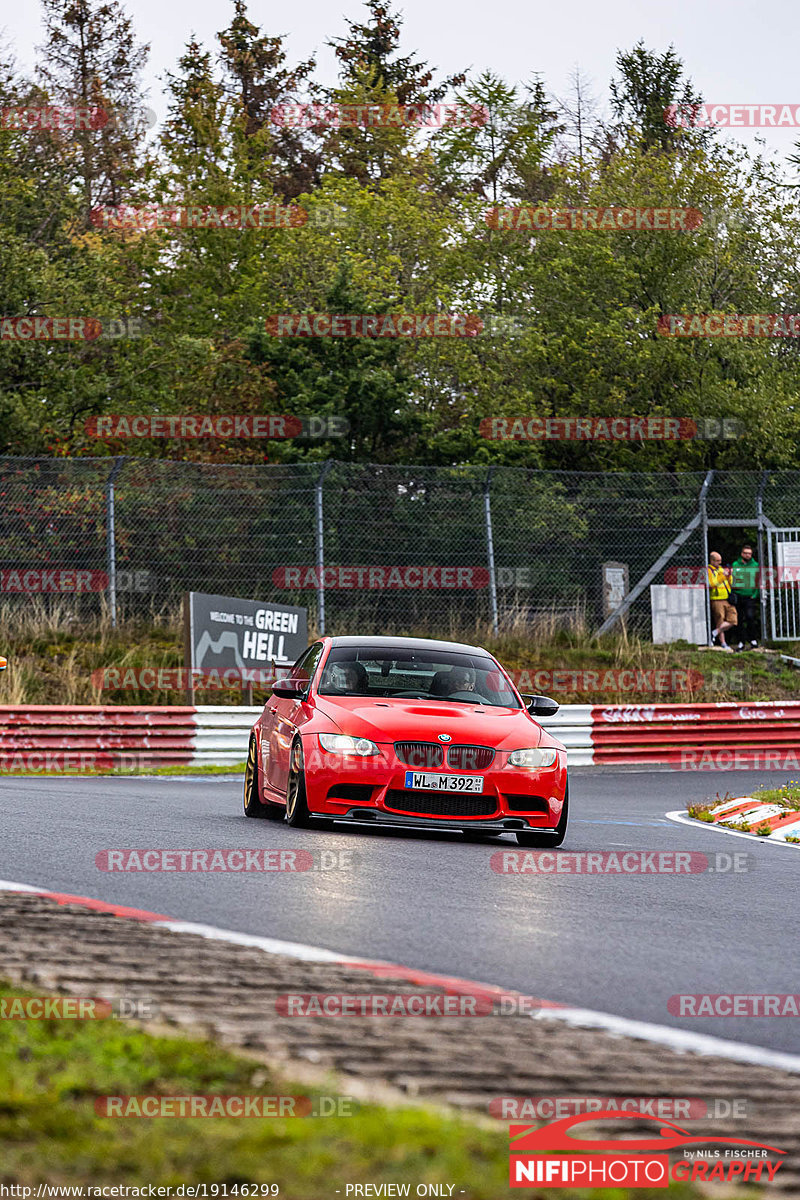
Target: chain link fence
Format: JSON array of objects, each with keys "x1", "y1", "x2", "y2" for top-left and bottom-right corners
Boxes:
[{"x1": 0, "y1": 457, "x2": 795, "y2": 639}]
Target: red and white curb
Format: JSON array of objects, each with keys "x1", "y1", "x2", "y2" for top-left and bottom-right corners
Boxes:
[
  {"x1": 3, "y1": 877, "x2": 800, "y2": 1075},
  {"x1": 667, "y1": 798, "x2": 800, "y2": 846}
]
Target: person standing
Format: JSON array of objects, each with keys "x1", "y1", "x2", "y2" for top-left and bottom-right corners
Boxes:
[
  {"x1": 731, "y1": 543, "x2": 761, "y2": 649},
  {"x1": 707, "y1": 551, "x2": 736, "y2": 650}
]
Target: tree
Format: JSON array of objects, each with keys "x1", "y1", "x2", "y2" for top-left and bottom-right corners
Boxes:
[
  {"x1": 434, "y1": 71, "x2": 562, "y2": 205},
  {"x1": 322, "y1": 0, "x2": 465, "y2": 184},
  {"x1": 161, "y1": 39, "x2": 227, "y2": 195},
  {"x1": 245, "y1": 264, "x2": 421, "y2": 460},
  {"x1": 329, "y1": 0, "x2": 463, "y2": 107},
  {"x1": 218, "y1": 0, "x2": 320, "y2": 200},
  {"x1": 37, "y1": 0, "x2": 149, "y2": 221},
  {"x1": 554, "y1": 66, "x2": 602, "y2": 201},
  {"x1": 609, "y1": 41, "x2": 704, "y2": 154}
]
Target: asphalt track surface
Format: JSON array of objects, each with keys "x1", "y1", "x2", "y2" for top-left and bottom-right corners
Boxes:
[{"x1": 1, "y1": 768, "x2": 797, "y2": 1054}]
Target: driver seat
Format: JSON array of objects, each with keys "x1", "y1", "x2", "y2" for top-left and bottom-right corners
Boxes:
[{"x1": 429, "y1": 670, "x2": 452, "y2": 696}]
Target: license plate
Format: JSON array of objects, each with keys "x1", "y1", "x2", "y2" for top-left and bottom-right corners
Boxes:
[{"x1": 404, "y1": 771, "x2": 484, "y2": 793}]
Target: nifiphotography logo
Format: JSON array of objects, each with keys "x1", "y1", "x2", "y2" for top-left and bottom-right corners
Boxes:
[{"x1": 508, "y1": 1111, "x2": 785, "y2": 1188}]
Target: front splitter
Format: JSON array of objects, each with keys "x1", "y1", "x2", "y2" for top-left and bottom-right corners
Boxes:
[{"x1": 315, "y1": 807, "x2": 560, "y2": 835}]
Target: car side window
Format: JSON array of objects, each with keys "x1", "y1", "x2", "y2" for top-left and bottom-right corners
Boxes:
[{"x1": 291, "y1": 642, "x2": 324, "y2": 686}]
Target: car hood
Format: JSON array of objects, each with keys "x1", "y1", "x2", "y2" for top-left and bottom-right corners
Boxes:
[{"x1": 313, "y1": 696, "x2": 544, "y2": 750}]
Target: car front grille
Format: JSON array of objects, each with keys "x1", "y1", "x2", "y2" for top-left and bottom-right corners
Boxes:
[
  {"x1": 447, "y1": 744, "x2": 495, "y2": 770},
  {"x1": 384, "y1": 790, "x2": 498, "y2": 817},
  {"x1": 394, "y1": 741, "x2": 444, "y2": 769}
]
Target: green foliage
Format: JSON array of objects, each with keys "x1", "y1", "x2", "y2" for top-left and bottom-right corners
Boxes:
[
  {"x1": 246, "y1": 263, "x2": 420, "y2": 459},
  {"x1": 2, "y1": 9, "x2": 800, "y2": 470}
]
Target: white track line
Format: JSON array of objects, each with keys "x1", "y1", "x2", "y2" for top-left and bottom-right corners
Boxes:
[
  {"x1": 0, "y1": 880, "x2": 352, "y2": 961},
  {"x1": 4, "y1": 877, "x2": 800, "y2": 1075},
  {"x1": 532, "y1": 1005, "x2": 800, "y2": 1073}
]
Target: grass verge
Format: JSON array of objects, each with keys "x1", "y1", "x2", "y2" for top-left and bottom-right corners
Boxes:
[
  {"x1": 752, "y1": 783, "x2": 800, "y2": 807},
  {"x1": 0, "y1": 982, "x2": 696, "y2": 1198}
]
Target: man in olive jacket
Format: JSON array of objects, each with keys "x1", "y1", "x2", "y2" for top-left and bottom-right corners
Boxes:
[{"x1": 731, "y1": 544, "x2": 760, "y2": 649}]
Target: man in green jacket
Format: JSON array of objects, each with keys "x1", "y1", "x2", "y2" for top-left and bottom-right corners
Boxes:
[{"x1": 730, "y1": 544, "x2": 760, "y2": 649}]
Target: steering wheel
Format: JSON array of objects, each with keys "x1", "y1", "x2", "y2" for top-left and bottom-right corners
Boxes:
[{"x1": 391, "y1": 690, "x2": 432, "y2": 699}]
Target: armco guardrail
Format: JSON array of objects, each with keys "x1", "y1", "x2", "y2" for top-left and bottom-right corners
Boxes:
[
  {"x1": 192, "y1": 705, "x2": 261, "y2": 765},
  {"x1": 189, "y1": 706, "x2": 597, "y2": 766},
  {"x1": 1, "y1": 702, "x2": 798, "y2": 771},
  {"x1": 0, "y1": 705, "x2": 196, "y2": 770},
  {"x1": 0, "y1": 705, "x2": 592, "y2": 770},
  {"x1": 538, "y1": 704, "x2": 594, "y2": 767},
  {"x1": 590, "y1": 701, "x2": 800, "y2": 767}
]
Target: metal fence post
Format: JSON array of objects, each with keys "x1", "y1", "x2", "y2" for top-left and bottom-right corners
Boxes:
[
  {"x1": 315, "y1": 462, "x2": 333, "y2": 635},
  {"x1": 105, "y1": 456, "x2": 126, "y2": 628},
  {"x1": 700, "y1": 474, "x2": 712, "y2": 647},
  {"x1": 756, "y1": 470, "x2": 770, "y2": 641},
  {"x1": 484, "y1": 467, "x2": 500, "y2": 637}
]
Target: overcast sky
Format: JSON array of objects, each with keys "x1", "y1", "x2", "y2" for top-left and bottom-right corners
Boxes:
[{"x1": 3, "y1": 0, "x2": 800, "y2": 168}]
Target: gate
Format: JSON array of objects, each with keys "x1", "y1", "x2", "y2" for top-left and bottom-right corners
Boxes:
[{"x1": 766, "y1": 527, "x2": 800, "y2": 641}]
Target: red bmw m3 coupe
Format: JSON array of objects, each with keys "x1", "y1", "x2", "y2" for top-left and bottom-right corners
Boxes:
[{"x1": 242, "y1": 636, "x2": 568, "y2": 846}]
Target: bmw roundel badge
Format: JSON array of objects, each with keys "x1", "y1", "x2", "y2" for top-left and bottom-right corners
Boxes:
[{"x1": 437, "y1": 733, "x2": 452, "y2": 742}]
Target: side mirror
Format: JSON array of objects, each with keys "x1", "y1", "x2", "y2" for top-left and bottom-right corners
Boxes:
[
  {"x1": 522, "y1": 693, "x2": 559, "y2": 718},
  {"x1": 271, "y1": 677, "x2": 308, "y2": 700}
]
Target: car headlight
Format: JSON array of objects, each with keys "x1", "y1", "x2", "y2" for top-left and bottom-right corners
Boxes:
[
  {"x1": 319, "y1": 733, "x2": 379, "y2": 756},
  {"x1": 508, "y1": 747, "x2": 558, "y2": 768}
]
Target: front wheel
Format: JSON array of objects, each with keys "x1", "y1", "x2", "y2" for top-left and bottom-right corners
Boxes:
[
  {"x1": 286, "y1": 739, "x2": 313, "y2": 827},
  {"x1": 515, "y1": 781, "x2": 569, "y2": 848},
  {"x1": 243, "y1": 735, "x2": 282, "y2": 819}
]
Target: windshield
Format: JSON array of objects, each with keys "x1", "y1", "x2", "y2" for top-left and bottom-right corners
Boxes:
[{"x1": 317, "y1": 646, "x2": 520, "y2": 707}]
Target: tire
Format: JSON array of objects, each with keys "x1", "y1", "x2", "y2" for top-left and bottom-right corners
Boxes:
[
  {"x1": 286, "y1": 739, "x2": 313, "y2": 828},
  {"x1": 515, "y1": 780, "x2": 569, "y2": 847},
  {"x1": 243, "y1": 735, "x2": 282, "y2": 820}
]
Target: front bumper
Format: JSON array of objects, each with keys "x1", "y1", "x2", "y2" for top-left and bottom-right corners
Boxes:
[{"x1": 302, "y1": 738, "x2": 567, "y2": 827}]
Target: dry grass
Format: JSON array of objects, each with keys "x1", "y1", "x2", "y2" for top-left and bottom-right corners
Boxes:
[
  {"x1": 0, "y1": 598, "x2": 796, "y2": 706},
  {"x1": 0, "y1": 598, "x2": 185, "y2": 707}
]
